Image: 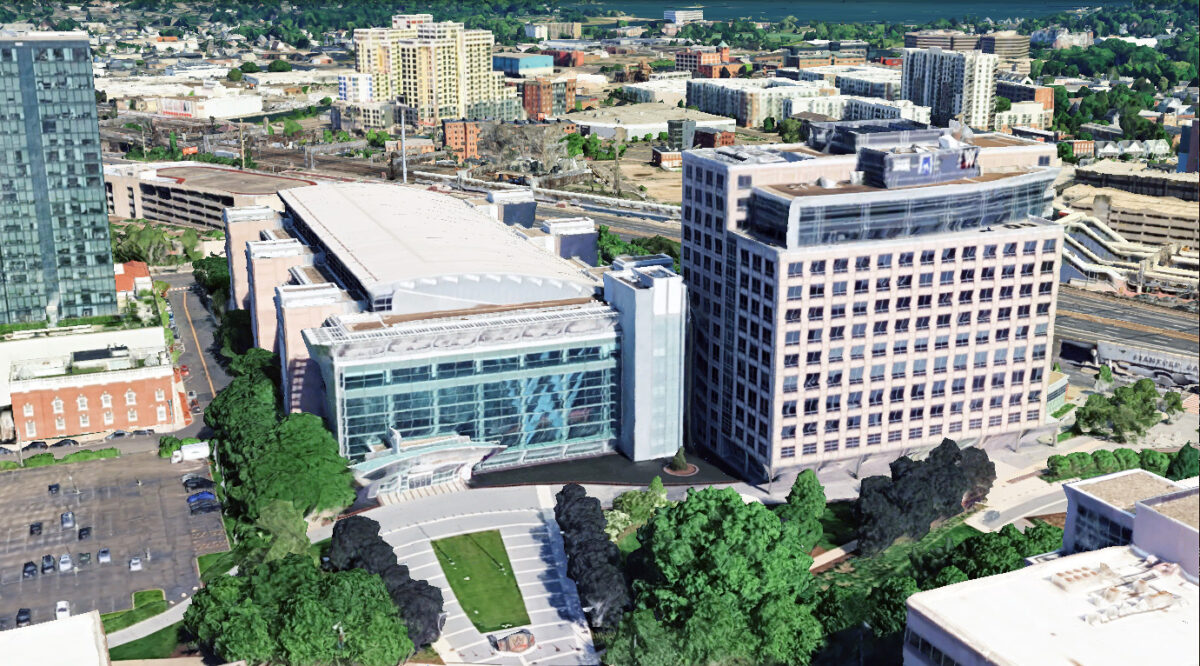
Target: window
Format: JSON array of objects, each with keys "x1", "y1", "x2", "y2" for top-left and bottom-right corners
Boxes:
[
  {"x1": 79, "y1": 414, "x2": 90, "y2": 428},
  {"x1": 940, "y1": 270, "x2": 955, "y2": 286},
  {"x1": 125, "y1": 390, "x2": 136, "y2": 406},
  {"x1": 787, "y1": 261, "x2": 803, "y2": 277},
  {"x1": 855, "y1": 279, "x2": 870, "y2": 294},
  {"x1": 127, "y1": 408, "x2": 137, "y2": 421},
  {"x1": 781, "y1": 446, "x2": 796, "y2": 458},
  {"x1": 876, "y1": 277, "x2": 891, "y2": 292},
  {"x1": 77, "y1": 395, "x2": 88, "y2": 410},
  {"x1": 878, "y1": 254, "x2": 892, "y2": 269},
  {"x1": 853, "y1": 301, "x2": 868, "y2": 316},
  {"x1": 55, "y1": 417, "x2": 66, "y2": 431},
  {"x1": 834, "y1": 258, "x2": 849, "y2": 273},
  {"x1": 852, "y1": 324, "x2": 867, "y2": 339},
  {"x1": 831, "y1": 304, "x2": 846, "y2": 319},
  {"x1": 833, "y1": 281, "x2": 847, "y2": 296},
  {"x1": 851, "y1": 345, "x2": 865, "y2": 360},
  {"x1": 856, "y1": 256, "x2": 871, "y2": 271},
  {"x1": 101, "y1": 393, "x2": 112, "y2": 408},
  {"x1": 869, "y1": 389, "x2": 884, "y2": 406},
  {"x1": 810, "y1": 260, "x2": 826, "y2": 275},
  {"x1": 23, "y1": 403, "x2": 33, "y2": 417},
  {"x1": 52, "y1": 398, "x2": 64, "y2": 414},
  {"x1": 155, "y1": 389, "x2": 165, "y2": 402},
  {"x1": 738, "y1": 175, "x2": 752, "y2": 189},
  {"x1": 25, "y1": 422, "x2": 36, "y2": 438},
  {"x1": 103, "y1": 411, "x2": 114, "y2": 425},
  {"x1": 920, "y1": 250, "x2": 935, "y2": 265},
  {"x1": 899, "y1": 252, "x2": 914, "y2": 267}
]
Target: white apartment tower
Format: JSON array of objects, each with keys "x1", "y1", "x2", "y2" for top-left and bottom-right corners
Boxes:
[
  {"x1": 901, "y1": 47, "x2": 998, "y2": 130},
  {"x1": 353, "y1": 14, "x2": 519, "y2": 126},
  {"x1": 680, "y1": 138, "x2": 1061, "y2": 480}
]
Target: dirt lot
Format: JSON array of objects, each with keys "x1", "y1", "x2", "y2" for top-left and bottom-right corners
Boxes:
[
  {"x1": 0, "y1": 452, "x2": 226, "y2": 628},
  {"x1": 608, "y1": 144, "x2": 683, "y2": 204}
]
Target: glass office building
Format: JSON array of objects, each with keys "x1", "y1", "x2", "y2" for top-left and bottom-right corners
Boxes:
[{"x1": 0, "y1": 32, "x2": 115, "y2": 325}]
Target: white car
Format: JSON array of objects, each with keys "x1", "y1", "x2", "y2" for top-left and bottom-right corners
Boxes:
[
  {"x1": 58, "y1": 553, "x2": 72, "y2": 572},
  {"x1": 97, "y1": 548, "x2": 111, "y2": 564},
  {"x1": 129, "y1": 557, "x2": 142, "y2": 572},
  {"x1": 55, "y1": 600, "x2": 70, "y2": 620}
]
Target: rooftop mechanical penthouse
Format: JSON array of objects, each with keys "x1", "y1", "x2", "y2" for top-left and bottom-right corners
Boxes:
[{"x1": 680, "y1": 134, "x2": 1061, "y2": 479}]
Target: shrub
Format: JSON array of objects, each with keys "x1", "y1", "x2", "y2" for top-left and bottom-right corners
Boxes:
[
  {"x1": 59, "y1": 448, "x2": 120, "y2": 464},
  {"x1": 0, "y1": 460, "x2": 20, "y2": 471},
  {"x1": 23, "y1": 453, "x2": 56, "y2": 468},
  {"x1": 668, "y1": 447, "x2": 688, "y2": 472}
]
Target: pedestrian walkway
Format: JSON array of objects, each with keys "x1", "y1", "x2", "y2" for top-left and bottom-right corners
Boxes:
[{"x1": 107, "y1": 597, "x2": 191, "y2": 647}]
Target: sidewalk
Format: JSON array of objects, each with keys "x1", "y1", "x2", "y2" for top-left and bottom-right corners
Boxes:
[{"x1": 107, "y1": 598, "x2": 191, "y2": 647}]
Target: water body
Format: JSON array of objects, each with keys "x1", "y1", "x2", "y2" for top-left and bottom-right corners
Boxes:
[{"x1": 588, "y1": 0, "x2": 1117, "y2": 24}]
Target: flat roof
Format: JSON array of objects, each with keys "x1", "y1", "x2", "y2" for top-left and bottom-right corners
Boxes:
[
  {"x1": 1148, "y1": 492, "x2": 1200, "y2": 530},
  {"x1": 761, "y1": 169, "x2": 1034, "y2": 200},
  {"x1": 567, "y1": 102, "x2": 734, "y2": 126},
  {"x1": 0, "y1": 610, "x2": 110, "y2": 666},
  {"x1": 908, "y1": 546, "x2": 1199, "y2": 666},
  {"x1": 278, "y1": 183, "x2": 593, "y2": 293},
  {"x1": 150, "y1": 166, "x2": 317, "y2": 195},
  {"x1": 1075, "y1": 470, "x2": 1182, "y2": 512},
  {"x1": 1080, "y1": 159, "x2": 1200, "y2": 182}
]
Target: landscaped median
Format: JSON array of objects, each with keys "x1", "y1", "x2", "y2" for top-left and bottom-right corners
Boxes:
[
  {"x1": 0, "y1": 447, "x2": 120, "y2": 472},
  {"x1": 101, "y1": 589, "x2": 169, "y2": 633},
  {"x1": 431, "y1": 530, "x2": 530, "y2": 634}
]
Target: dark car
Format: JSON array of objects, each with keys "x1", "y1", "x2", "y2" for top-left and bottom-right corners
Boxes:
[
  {"x1": 48, "y1": 483, "x2": 60, "y2": 495},
  {"x1": 0, "y1": 446, "x2": 13, "y2": 456},
  {"x1": 29, "y1": 522, "x2": 42, "y2": 536},
  {"x1": 132, "y1": 429, "x2": 155, "y2": 437},
  {"x1": 15, "y1": 609, "x2": 31, "y2": 628},
  {"x1": 22, "y1": 562, "x2": 36, "y2": 579},
  {"x1": 104, "y1": 430, "x2": 129, "y2": 441},
  {"x1": 78, "y1": 552, "x2": 91, "y2": 566},
  {"x1": 23, "y1": 440, "x2": 48, "y2": 451},
  {"x1": 189, "y1": 500, "x2": 222, "y2": 515},
  {"x1": 182, "y1": 477, "x2": 215, "y2": 491},
  {"x1": 41, "y1": 555, "x2": 55, "y2": 573},
  {"x1": 51, "y1": 439, "x2": 77, "y2": 448},
  {"x1": 187, "y1": 491, "x2": 216, "y2": 504},
  {"x1": 77, "y1": 527, "x2": 92, "y2": 541}
]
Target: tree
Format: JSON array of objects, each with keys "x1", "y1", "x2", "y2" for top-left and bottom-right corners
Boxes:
[
  {"x1": 239, "y1": 61, "x2": 261, "y2": 73},
  {"x1": 268, "y1": 59, "x2": 292, "y2": 72},
  {"x1": 995, "y1": 96, "x2": 1012, "y2": 113},
  {"x1": 612, "y1": 477, "x2": 669, "y2": 524},
  {"x1": 1057, "y1": 141, "x2": 1075, "y2": 162},
  {"x1": 1162, "y1": 392, "x2": 1185, "y2": 422},
  {"x1": 777, "y1": 469, "x2": 826, "y2": 552},
  {"x1": 253, "y1": 500, "x2": 311, "y2": 564},
  {"x1": 1075, "y1": 393, "x2": 1115, "y2": 437},
  {"x1": 928, "y1": 565, "x2": 969, "y2": 589},
  {"x1": 282, "y1": 118, "x2": 303, "y2": 137},
  {"x1": 1139, "y1": 448, "x2": 1170, "y2": 477},
  {"x1": 624, "y1": 487, "x2": 823, "y2": 664},
  {"x1": 320, "y1": 96, "x2": 332, "y2": 105},
  {"x1": 668, "y1": 446, "x2": 688, "y2": 471},
  {"x1": 1113, "y1": 447, "x2": 1141, "y2": 470},
  {"x1": 556, "y1": 485, "x2": 630, "y2": 628},
  {"x1": 762, "y1": 116, "x2": 776, "y2": 132},
  {"x1": 185, "y1": 555, "x2": 410, "y2": 666},
  {"x1": 814, "y1": 584, "x2": 866, "y2": 634},
  {"x1": 778, "y1": 117, "x2": 803, "y2": 143},
  {"x1": 866, "y1": 576, "x2": 920, "y2": 637},
  {"x1": 946, "y1": 529, "x2": 1024, "y2": 579},
  {"x1": 1166, "y1": 444, "x2": 1199, "y2": 481}
]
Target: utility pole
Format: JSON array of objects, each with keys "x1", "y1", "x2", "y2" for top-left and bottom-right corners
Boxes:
[
  {"x1": 400, "y1": 106, "x2": 408, "y2": 184},
  {"x1": 238, "y1": 122, "x2": 245, "y2": 169}
]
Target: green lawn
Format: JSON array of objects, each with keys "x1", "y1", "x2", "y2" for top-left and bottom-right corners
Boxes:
[
  {"x1": 432, "y1": 530, "x2": 530, "y2": 633},
  {"x1": 197, "y1": 550, "x2": 236, "y2": 582},
  {"x1": 107, "y1": 622, "x2": 183, "y2": 660},
  {"x1": 100, "y1": 589, "x2": 167, "y2": 633},
  {"x1": 817, "y1": 515, "x2": 980, "y2": 599},
  {"x1": 1051, "y1": 403, "x2": 1077, "y2": 419}
]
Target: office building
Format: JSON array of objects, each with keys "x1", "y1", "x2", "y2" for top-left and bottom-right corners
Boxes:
[
  {"x1": 805, "y1": 118, "x2": 944, "y2": 154},
  {"x1": 901, "y1": 47, "x2": 998, "y2": 129},
  {"x1": 996, "y1": 76, "x2": 1054, "y2": 112},
  {"x1": 783, "y1": 48, "x2": 866, "y2": 69},
  {"x1": 680, "y1": 137, "x2": 1060, "y2": 478},
  {"x1": 694, "y1": 127, "x2": 736, "y2": 148},
  {"x1": 353, "y1": 14, "x2": 521, "y2": 126},
  {"x1": 3, "y1": 326, "x2": 180, "y2": 443},
  {"x1": 664, "y1": 9, "x2": 704, "y2": 24},
  {"x1": 675, "y1": 43, "x2": 731, "y2": 73},
  {"x1": 105, "y1": 162, "x2": 320, "y2": 229},
  {"x1": 523, "y1": 22, "x2": 582, "y2": 40},
  {"x1": 904, "y1": 30, "x2": 981, "y2": 51},
  {"x1": 337, "y1": 73, "x2": 375, "y2": 103},
  {"x1": 979, "y1": 31, "x2": 1031, "y2": 61},
  {"x1": 569, "y1": 102, "x2": 733, "y2": 140},
  {"x1": 905, "y1": 471, "x2": 1198, "y2": 666},
  {"x1": 622, "y1": 78, "x2": 688, "y2": 107},
  {"x1": 778, "y1": 65, "x2": 902, "y2": 100},
  {"x1": 493, "y1": 52, "x2": 555, "y2": 78},
  {"x1": 993, "y1": 100, "x2": 1051, "y2": 131},
  {"x1": 519, "y1": 77, "x2": 575, "y2": 120},
  {"x1": 0, "y1": 31, "x2": 117, "y2": 325},
  {"x1": 782, "y1": 96, "x2": 933, "y2": 125},
  {"x1": 686, "y1": 77, "x2": 837, "y2": 127},
  {"x1": 221, "y1": 184, "x2": 686, "y2": 497}
]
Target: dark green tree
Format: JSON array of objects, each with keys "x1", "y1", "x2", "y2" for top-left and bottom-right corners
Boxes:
[
  {"x1": 1167, "y1": 444, "x2": 1199, "y2": 481},
  {"x1": 866, "y1": 576, "x2": 920, "y2": 636},
  {"x1": 777, "y1": 469, "x2": 826, "y2": 552}
]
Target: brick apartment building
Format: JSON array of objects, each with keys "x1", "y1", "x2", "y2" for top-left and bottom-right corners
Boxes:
[
  {"x1": 694, "y1": 127, "x2": 735, "y2": 148},
  {"x1": 675, "y1": 44, "x2": 731, "y2": 73},
  {"x1": 520, "y1": 77, "x2": 576, "y2": 121}
]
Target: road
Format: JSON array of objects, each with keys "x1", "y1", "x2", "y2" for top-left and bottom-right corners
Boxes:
[
  {"x1": 539, "y1": 207, "x2": 681, "y2": 241},
  {"x1": 1055, "y1": 288, "x2": 1199, "y2": 357}
]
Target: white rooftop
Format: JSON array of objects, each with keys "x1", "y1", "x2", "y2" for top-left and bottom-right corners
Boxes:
[
  {"x1": 908, "y1": 546, "x2": 1200, "y2": 666},
  {"x1": 0, "y1": 610, "x2": 110, "y2": 666},
  {"x1": 279, "y1": 183, "x2": 597, "y2": 308}
]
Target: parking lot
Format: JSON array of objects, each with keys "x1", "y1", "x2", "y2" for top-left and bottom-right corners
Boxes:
[{"x1": 0, "y1": 452, "x2": 227, "y2": 628}]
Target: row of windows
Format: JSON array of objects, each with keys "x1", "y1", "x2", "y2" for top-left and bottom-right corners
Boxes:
[
  {"x1": 342, "y1": 347, "x2": 612, "y2": 390},
  {"x1": 22, "y1": 389, "x2": 159, "y2": 416},
  {"x1": 784, "y1": 266, "x2": 1055, "y2": 300},
  {"x1": 23, "y1": 406, "x2": 169, "y2": 438},
  {"x1": 782, "y1": 375, "x2": 1045, "y2": 407},
  {"x1": 779, "y1": 391, "x2": 1042, "y2": 429},
  {"x1": 780, "y1": 241, "x2": 1056, "y2": 277},
  {"x1": 774, "y1": 410, "x2": 1042, "y2": 457},
  {"x1": 781, "y1": 292, "x2": 1054, "y2": 322}
]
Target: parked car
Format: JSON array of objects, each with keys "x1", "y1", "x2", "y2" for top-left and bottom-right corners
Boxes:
[
  {"x1": 29, "y1": 522, "x2": 42, "y2": 536},
  {"x1": 15, "y1": 609, "x2": 31, "y2": 628},
  {"x1": 51, "y1": 439, "x2": 77, "y2": 448},
  {"x1": 41, "y1": 555, "x2": 54, "y2": 573},
  {"x1": 61, "y1": 512, "x2": 75, "y2": 529},
  {"x1": 104, "y1": 430, "x2": 130, "y2": 441},
  {"x1": 187, "y1": 491, "x2": 216, "y2": 504},
  {"x1": 190, "y1": 500, "x2": 221, "y2": 515},
  {"x1": 182, "y1": 477, "x2": 215, "y2": 491},
  {"x1": 132, "y1": 429, "x2": 154, "y2": 437},
  {"x1": 97, "y1": 548, "x2": 111, "y2": 565},
  {"x1": 55, "y1": 601, "x2": 70, "y2": 620},
  {"x1": 47, "y1": 483, "x2": 60, "y2": 495},
  {"x1": 22, "y1": 562, "x2": 36, "y2": 579},
  {"x1": 180, "y1": 365, "x2": 191, "y2": 377},
  {"x1": 23, "y1": 440, "x2": 48, "y2": 451},
  {"x1": 59, "y1": 553, "x2": 72, "y2": 572},
  {"x1": 78, "y1": 527, "x2": 92, "y2": 540},
  {"x1": 128, "y1": 557, "x2": 143, "y2": 572},
  {"x1": 0, "y1": 446, "x2": 13, "y2": 455},
  {"x1": 78, "y1": 552, "x2": 91, "y2": 566}
]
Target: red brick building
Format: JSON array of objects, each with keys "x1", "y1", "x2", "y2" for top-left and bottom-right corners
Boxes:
[
  {"x1": 13, "y1": 367, "x2": 177, "y2": 442},
  {"x1": 696, "y1": 63, "x2": 744, "y2": 79},
  {"x1": 520, "y1": 77, "x2": 576, "y2": 121},
  {"x1": 694, "y1": 127, "x2": 735, "y2": 148},
  {"x1": 675, "y1": 44, "x2": 731, "y2": 73},
  {"x1": 443, "y1": 119, "x2": 483, "y2": 161},
  {"x1": 542, "y1": 50, "x2": 586, "y2": 68}
]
